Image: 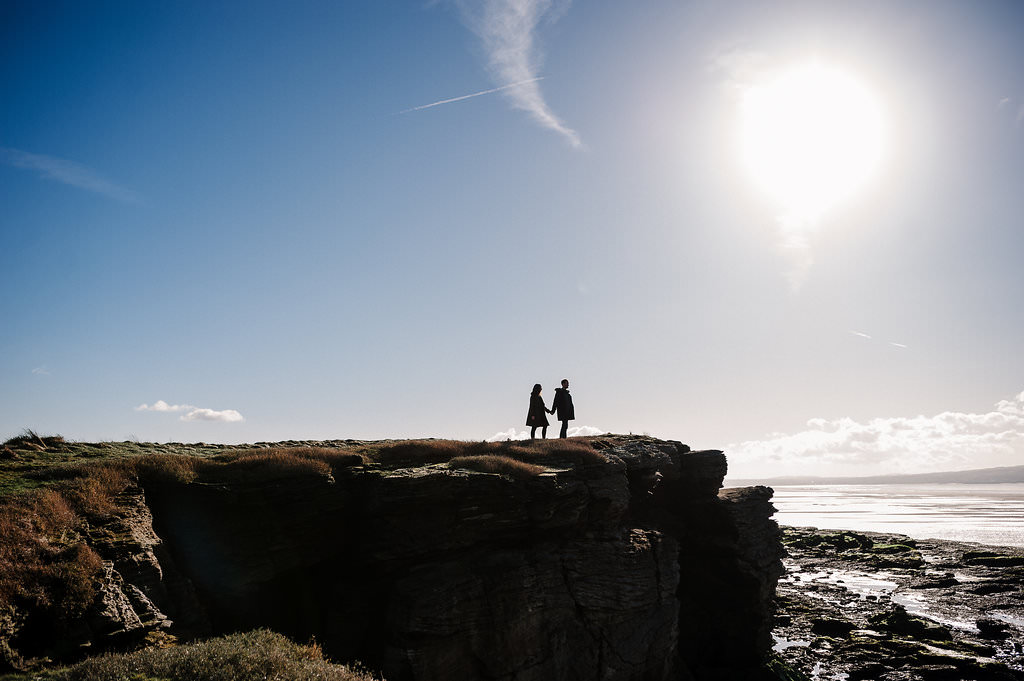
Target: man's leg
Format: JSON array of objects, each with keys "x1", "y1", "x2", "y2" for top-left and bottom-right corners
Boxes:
[{"x1": 560, "y1": 420, "x2": 568, "y2": 438}]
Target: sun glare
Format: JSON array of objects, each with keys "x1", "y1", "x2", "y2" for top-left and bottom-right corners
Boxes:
[{"x1": 739, "y1": 63, "x2": 885, "y2": 220}]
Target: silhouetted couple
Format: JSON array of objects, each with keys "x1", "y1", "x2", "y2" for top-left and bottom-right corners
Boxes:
[{"x1": 526, "y1": 379, "x2": 575, "y2": 439}]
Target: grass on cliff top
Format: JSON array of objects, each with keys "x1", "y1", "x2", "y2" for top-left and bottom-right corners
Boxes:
[
  {"x1": 0, "y1": 434, "x2": 609, "y2": 496},
  {"x1": 17, "y1": 629, "x2": 378, "y2": 681},
  {"x1": 0, "y1": 434, "x2": 609, "y2": 653}
]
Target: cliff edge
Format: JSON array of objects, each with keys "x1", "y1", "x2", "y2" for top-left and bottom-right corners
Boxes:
[{"x1": 0, "y1": 435, "x2": 784, "y2": 680}]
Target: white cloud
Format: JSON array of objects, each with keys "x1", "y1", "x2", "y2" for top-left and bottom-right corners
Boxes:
[
  {"x1": 136, "y1": 400, "x2": 191, "y2": 413},
  {"x1": 31, "y1": 366, "x2": 51, "y2": 376},
  {"x1": 455, "y1": 0, "x2": 581, "y2": 147},
  {"x1": 136, "y1": 400, "x2": 244, "y2": 423},
  {"x1": 1, "y1": 148, "x2": 139, "y2": 203},
  {"x1": 728, "y1": 391, "x2": 1024, "y2": 477},
  {"x1": 487, "y1": 424, "x2": 604, "y2": 441},
  {"x1": 180, "y1": 408, "x2": 244, "y2": 423}
]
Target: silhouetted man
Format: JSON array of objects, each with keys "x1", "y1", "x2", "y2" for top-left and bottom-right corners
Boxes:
[{"x1": 551, "y1": 378, "x2": 575, "y2": 438}]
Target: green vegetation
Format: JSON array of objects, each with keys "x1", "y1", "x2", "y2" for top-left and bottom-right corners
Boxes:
[
  {"x1": 11, "y1": 629, "x2": 376, "y2": 681},
  {"x1": 0, "y1": 434, "x2": 607, "y2": 496},
  {"x1": 0, "y1": 433, "x2": 608, "y2": 671},
  {"x1": 962, "y1": 550, "x2": 1024, "y2": 567},
  {"x1": 763, "y1": 654, "x2": 813, "y2": 681},
  {"x1": 781, "y1": 528, "x2": 923, "y2": 567}
]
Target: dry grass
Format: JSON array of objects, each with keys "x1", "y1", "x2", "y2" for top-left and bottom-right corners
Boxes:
[
  {"x1": 503, "y1": 439, "x2": 607, "y2": 466},
  {"x1": 203, "y1": 449, "x2": 333, "y2": 481},
  {"x1": 370, "y1": 440, "x2": 484, "y2": 467},
  {"x1": 3, "y1": 430, "x2": 66, "y2": 451},
  {"x1": 0, "y1": 436, "x2": 606, "y2": 650},
  {"x1": 448, "y1": 454, "x2": 545, "y2": 479},
  {"x1": 135, "y1": 453, "x2": 199, "y2": 485},
  {"x1": 0, "y1": 488, "x2": 102, "y2": 621},
  {"x1": 46, "y1": 629, "x2": 378, "y2": 681},
  {"x1": 367, "y1": 438, "x2": 604, "y2": 469}
]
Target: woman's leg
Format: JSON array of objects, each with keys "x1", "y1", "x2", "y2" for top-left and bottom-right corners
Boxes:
[
  {"x1": 530, "y1": 426, "x2": 537, "y2": 439},
  {"x1": 541, "y1": 425, "x2": 547, "y2": 439}
]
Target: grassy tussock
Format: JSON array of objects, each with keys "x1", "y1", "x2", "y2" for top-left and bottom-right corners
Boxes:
[
  {"x1": 369, "y1": 438, "x2": 605, "y2": 469},
  {"x1": 448, "y1": 454, "x2": 545, "y2": 479},
  {"x1": 215, "y1": 447, "x2": 366, "y2": 478},
  {"x1": 45, "y1": 629, "x2": 377, "y2": 681},
  {"x1": 503, "y1": 439, "x2": 607, "y2": 466},
  {"x1": 371, "y1": 440, "x2": 478, "y2": 467},
  {"x1": 3, "y1": 429, "x2": 66, "y2": 451}
]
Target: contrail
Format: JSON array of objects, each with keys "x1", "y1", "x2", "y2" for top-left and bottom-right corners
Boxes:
[{"x1": 397, "y1": 77, "x2": 544, "y2": 114}]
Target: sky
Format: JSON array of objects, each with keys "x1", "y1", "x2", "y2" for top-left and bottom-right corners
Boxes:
[{"x1": 2, "y1": 0, "x2": 1023, "y2": 479}]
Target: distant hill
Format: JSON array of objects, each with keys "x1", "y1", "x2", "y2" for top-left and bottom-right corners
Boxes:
[{"x1": 728, "y1": 464, "x2": 1024, "y2": 487}]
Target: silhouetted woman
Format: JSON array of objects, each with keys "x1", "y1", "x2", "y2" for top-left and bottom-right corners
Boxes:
[{"x1": 526, "y1": 383, "x2": 553, "y2": 439}]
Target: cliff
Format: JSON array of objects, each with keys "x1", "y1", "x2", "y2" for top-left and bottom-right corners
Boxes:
[{"x1": 0, "y1": 435, "x2": 784, "y2": 680}]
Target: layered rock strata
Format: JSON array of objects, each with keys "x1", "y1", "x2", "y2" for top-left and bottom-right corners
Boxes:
[{"x1": 20, "y1": 436, "x2": 785, "y2": 680}]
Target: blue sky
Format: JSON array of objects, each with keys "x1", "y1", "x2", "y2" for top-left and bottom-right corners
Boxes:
[{"x1": 2, "y1": 0, "x2": 1023, "y2": 477}]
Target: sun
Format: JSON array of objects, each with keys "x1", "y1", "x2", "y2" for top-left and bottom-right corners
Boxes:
[{"x1": 738, "y1": 63, "x2": 885, "y2": 220}]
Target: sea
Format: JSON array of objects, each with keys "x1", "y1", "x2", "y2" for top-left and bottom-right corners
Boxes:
[{"x1": 766, "y1": 483, "x2": 1024, "y2": 549}]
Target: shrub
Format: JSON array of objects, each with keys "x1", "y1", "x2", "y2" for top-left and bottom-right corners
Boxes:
[{"x1": 50, "y1": 629, "x2": 378, "y2": 681}]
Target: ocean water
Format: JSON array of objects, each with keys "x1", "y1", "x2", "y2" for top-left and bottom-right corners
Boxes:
[{"x1": 768, "y1": 483, "x2": 1024, "y2": 548}]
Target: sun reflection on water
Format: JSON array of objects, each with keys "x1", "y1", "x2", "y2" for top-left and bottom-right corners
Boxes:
[{"x1": 770, "y1": 483, "x2": 1024, "y2": 548}]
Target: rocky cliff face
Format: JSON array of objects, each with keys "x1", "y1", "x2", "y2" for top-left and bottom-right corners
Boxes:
[{"x1": 21, "y1": 436, "x2": 784, "y2": 680}]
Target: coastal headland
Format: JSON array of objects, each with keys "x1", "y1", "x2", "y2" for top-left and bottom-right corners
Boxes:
[
  {"x1": 2, "y1": 433, "x2": 1021, "y2": 680},
  {"x1": 0, "y1": 434, "x2": 782, "y2": 680}
]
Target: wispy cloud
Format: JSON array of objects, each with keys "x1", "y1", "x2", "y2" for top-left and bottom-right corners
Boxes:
[
  {"x1": 136, "y1": 400, "x2": 243, "y2": 423},
  {"x1": 849, "y1": 330, "x2": 908, "y2": 349},
  {"x1": 728, "y1": 391, "x2": 1024, "y2": 477},
  {"x1": 399, "y1": 77, "x2": 545, "y2": 114},
  {"x1": 1, "y1": 147, "x2": 139, "y2": 203},
  {"x1": 454, "y1": 0, "x2": 581, "y2": 147},
  {"x1": 31, "y1": 366, "x2": 51, "y2": 376},
  {"x1": 487, "y1": 424, "x2": 604, "y2": 441}
]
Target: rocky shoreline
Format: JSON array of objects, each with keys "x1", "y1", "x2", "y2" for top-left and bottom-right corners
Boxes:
[{"x1": 774, "y1": 525, "x2": 1024, "y2": 680}]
